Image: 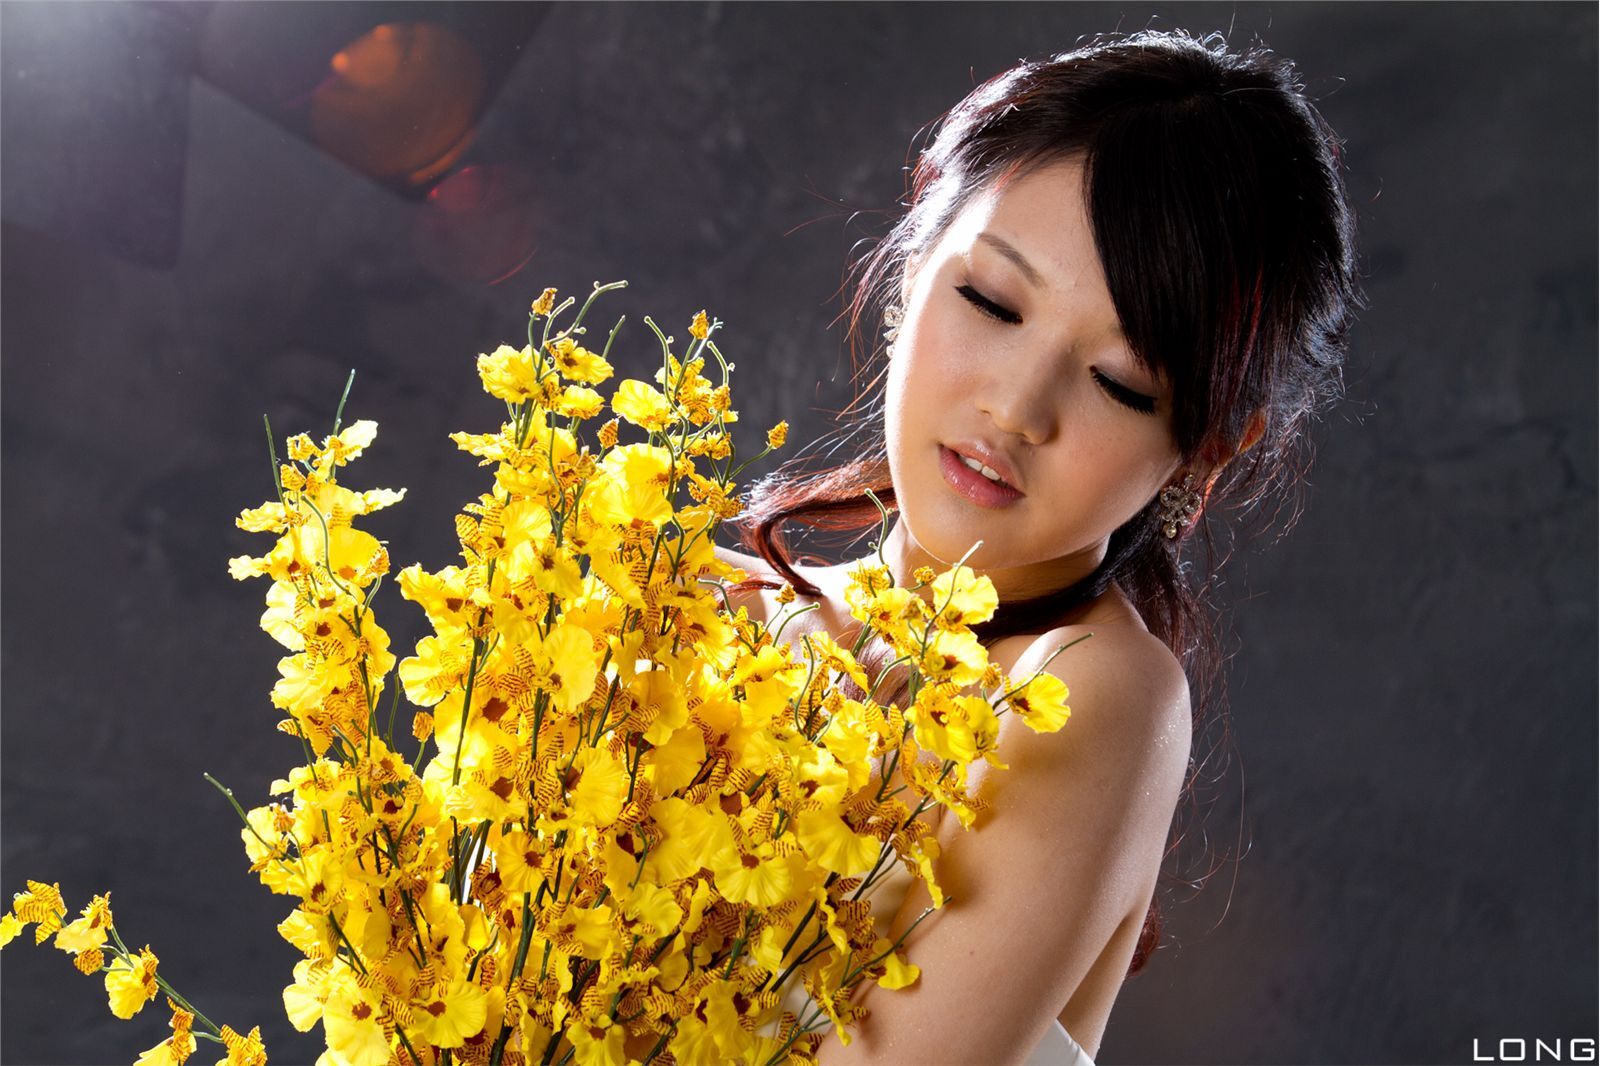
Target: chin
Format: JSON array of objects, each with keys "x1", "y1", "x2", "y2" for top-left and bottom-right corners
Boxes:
[{"x1": 901, "y1": 498, "x2": 1007, "y2": 570}]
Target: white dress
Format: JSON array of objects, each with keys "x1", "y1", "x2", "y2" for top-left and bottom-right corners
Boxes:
[{"x1": 767, "y1": 857, "x2": 1096, "y2": 1065}]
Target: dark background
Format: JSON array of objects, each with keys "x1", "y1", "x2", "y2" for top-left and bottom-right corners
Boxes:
[{"x1": 2, "y1": 3, "x2": 1594, "y2": 1064}]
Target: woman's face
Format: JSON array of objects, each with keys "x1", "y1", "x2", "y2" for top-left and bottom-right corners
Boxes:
[{"x1": 883, "y1": 156, "x2": 1186, "y2": 599}]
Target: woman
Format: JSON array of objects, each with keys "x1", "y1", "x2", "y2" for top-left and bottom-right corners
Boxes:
[{"x1": 715, "y1": 27, "x2": 1365, "y2": 1066}]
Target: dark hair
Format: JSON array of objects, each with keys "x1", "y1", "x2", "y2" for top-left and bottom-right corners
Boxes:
[{"x1": 728, "y1": 29, "x2": 1366, "y2": 979}]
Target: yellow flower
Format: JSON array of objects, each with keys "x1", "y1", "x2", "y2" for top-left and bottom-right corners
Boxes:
[
  {"x1": 676, "y1": 979, "x2": 751, "y2": 1062},
  {"x1": 728, "y1": 642, "x2": 806, "y2": 729},
  {"x1": 867, "y1": 934, "x2": 922, "y2": 991},
  {"x1": 666, "y1": 1011, "x2": 720, "y2": 1066},
  {"x1": 685, "y1": 431, "x2": 732, "y2": 459},
  {"x1": 905, "y1": 832, "x2": 946, "y2": 907},
  {"x1": 234, "y1": 519, "x2": 386, "y2": 591},
  {"x1": 1005, "y1": 669, "x2": 1072, "y2": 732},
  {"x1": 6, "y1": 879, "x2": 65, "y2": 945},
  {"x1": 610, "y1": 379, "x2": 674, "y2": 431},
  {"x1": 646, "y1": 797, "x2": 729, "y2": 877},
  {"x1": 851, "y1": 584, "x2": 922, "y2": 645},
  {"x1": 235, "y1": 501, "x2": 291, "y2": 534},
  {"x1": 529, "y1": 621, "x2": 602, "y2": 716},
  {"x1": 477, "y1": 343, "x2": 543, "y2": 403},
  {"x1": 319, "y1": 420, "x2": 379, "y2": 471},
  {"x1": 682, "y1": 468, "x2": 727, "y2": 507},
  {"x1": 282, "y1": 957, "x2": 332, "y2": 1032},
  {"x1": 490, "y1": 828, "x2": 545, "y2": 894},
  {"x1": 549, "y1": 337, "x2": 614, "y2": 384},
  {"x1": 712, "y1": 837, "x2": 795, "y2": 907},
  {"x1": 569, "y1": 1016, "x2": 627, "y2": 1066},
  {"x1": 0, "y1": 912, "x2": 23, "y2": 947},
  {"x1": 799, "y1": 631, "x2": 872, "y2": 694},
  {"x1": 215, "y1": 1024, "x2": 268, "y2": 1066},
  {"x1": 133, "y1": 999, "x2": 197, "y2": 1066},
  {"x1": 616, "y1": 879, "x2": 683, "y2": 937},
  {"x1": 323, "y1": 977, "x2": 389, "y2": 1066},
  {"x1": 540, "y1": 900, "x2": 619, "y2": 961},
  {"x1": 930, "y1": 563, "x2": 999, "y2": 628},
  {"x1": 555, "y1": 384, "x2": 606, "y2": 419},
  {"x1": 531, "y1": 286, "x2": 558, "y2": 316},
  {"x1": 398, "y1": 633, "x2": 472, "y2": 707},
  {"x1": 411, "y1": 979, "x2": 489, "y2": 1049},
  {"x1": 640, "y1": 719, "x2": 705, "y2": 797},
  {"x1": 688, "y1": 309, "x2": 710, "y2": 340},
  {"x1": 629, "y1": 659, "x2": 693, "y2": 746},
  {"x1": 397, "y1": 563, "x2": 476, "y2": 636},
  {"x1": 916, "y1": 627, "x2": 989, "y2": 687},
  {"x1": 766, "y1": 420, "x2": 788, "y2": 449},
  {"x1": 508, "y1": 537, "x2": 584, "y2": 604},
  {"x1": 104, "y1": 945, "x2": 160, "y2": 1019},
  {"x1": 906, "y1": 688, "x2": 998, "y2": 763},
  {"x1": 560, "y1": 747, "x2": 631, "y2": 829},
  {"x1": 283, "y1": 846, "x2": 345, "y2": 914},
  {"x1": 286, "y1": 432, "x2": 318, "y2": 462},
  {"x1": 844, "y1": 560, "x2": 893, "y2": 601},
  {"x1": 268, "y1": 651, "x2": 337, "y2": 718},
  {"x1": 54, "y1": 892, "x2": 113, "y2": 955},
  {"x1": 795, "y1": 809, "x2": 881, "y2": 877},
  {"x1": 589, "y1": 443, "x2": 674, "y2": 529}
]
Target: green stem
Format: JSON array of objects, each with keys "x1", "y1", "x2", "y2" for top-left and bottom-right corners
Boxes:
[
  {"x1": 331, "y1": 369, "x2": 356, "y2": 437},
  {"x1": 263, "y1": 415, "x2": 285, "y2": 506}
]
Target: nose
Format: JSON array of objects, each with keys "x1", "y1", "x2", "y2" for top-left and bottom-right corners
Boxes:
[{"x1": 974, "y1": 343, "x2": 1059, "y2": 446}]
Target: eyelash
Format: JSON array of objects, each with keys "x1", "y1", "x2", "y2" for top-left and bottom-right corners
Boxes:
[{"x1": 954, "y1": 284, "x2": 1158, "y2": 415}]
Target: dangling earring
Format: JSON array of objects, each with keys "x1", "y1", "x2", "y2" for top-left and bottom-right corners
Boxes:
[
  {"x1": 1156, "y1": 472, "x2": 1204, "y2": 539},
  {"x1": 883, "y1": 302, "x2": 904, "y2": 345}
]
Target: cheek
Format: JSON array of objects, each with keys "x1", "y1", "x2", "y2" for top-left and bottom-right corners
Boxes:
[
  {"x1": 1099, "y1": 443, "x2": 1176, "y2": 523},
  {"x1": 883, "y1": 358, "x2": 906, "y2": 450},
  {"x1": 883, "y1": 346, "x2": 924, "y2": 449},
  {"x1": 1042, "y1": 430, "x2": 1173, "y2": 530},
  {"x1": 885, "y1": 327, "x2": 959, "y2": 421}
]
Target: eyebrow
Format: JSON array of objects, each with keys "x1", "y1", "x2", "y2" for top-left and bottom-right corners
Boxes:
[
  {"x1": 976, "y1": 231, "x2": 1043, "y2": 289},
  {"x1": 976, "y1": 231, "x2": 1125, "y2": 340}
]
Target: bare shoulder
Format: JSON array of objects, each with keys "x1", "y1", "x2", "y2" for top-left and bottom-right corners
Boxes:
[
  {"x1": 825, "y1": 622, "x2": 1193, "y2": 1063},
  {"x1": 1001, "y1": 619, "x2": 1194, "y2": 849},
  {"x1": 1018, "y1": 619, "x2": 1192, "y2": 750}
]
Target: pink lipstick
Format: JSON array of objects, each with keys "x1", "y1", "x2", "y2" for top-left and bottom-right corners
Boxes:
[{"x1": 939, "y1": 445, "x2": 1025, "y2": 508}]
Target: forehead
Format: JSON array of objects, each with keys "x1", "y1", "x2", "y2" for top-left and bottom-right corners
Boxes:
[{"x1": 944, "y1": 158, "x2": 1104, "y2": 289}]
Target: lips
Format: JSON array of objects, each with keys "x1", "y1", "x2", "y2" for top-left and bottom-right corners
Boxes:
[
  {"x1": 943, "y1": 440, "x2": 1023, "y2": 493},
  {"x1": 939, "y1": 445, "x2": 1025, "y2": 508}
]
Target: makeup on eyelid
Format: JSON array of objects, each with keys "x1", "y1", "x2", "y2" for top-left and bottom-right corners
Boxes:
[{"x1": 953, "y1": 282, "x2": 1159, "y2": 414}]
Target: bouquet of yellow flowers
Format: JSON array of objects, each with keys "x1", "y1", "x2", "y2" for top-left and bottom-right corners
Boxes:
[{"x1": 2, "y1": 280, "x2": 1077, "y2": 1066}]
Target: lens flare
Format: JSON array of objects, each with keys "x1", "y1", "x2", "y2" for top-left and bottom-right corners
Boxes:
[{"x1": 310, "y1": 22, "x2": 484, "y2": 186}]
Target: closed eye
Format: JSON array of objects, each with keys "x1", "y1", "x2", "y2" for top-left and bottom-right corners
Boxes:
[
  {"x1": 955, "y1": 284, "x2": 1022, "y2": 325},
  {"x1": 1091, "y1": 369, "x2": 1158, "y2": 415}
]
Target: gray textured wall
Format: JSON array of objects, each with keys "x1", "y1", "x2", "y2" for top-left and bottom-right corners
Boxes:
[{"x1": 2, "y1": 3, "x2": 1594, "y2": 1064}]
